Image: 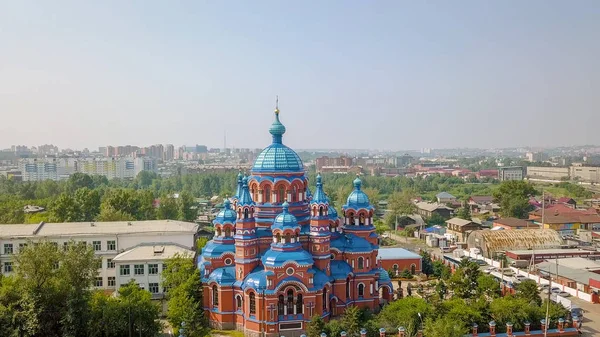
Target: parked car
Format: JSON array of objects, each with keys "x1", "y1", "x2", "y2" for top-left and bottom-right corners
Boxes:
[
  {"x1": 538, "y1": 284, "x2": 550, "y2": 291},
  {"x1": 499, "y1": 268, "x2": 514, "y2": 276},
  {"x1": 514, "y1": 275, "x2": 527, "y2": 282},
  {"x1": 551, "y1": 287, "x2": 561, "y2": 294},
  {"x1": 484, "y1": 267, "x2": 497, "y2": 274},
  {"x1": 558, "y1": 291, "x2": 571, "y2": 297},
  {"x1": 441, "y1": 247, "x2": 455, "y2": 253}
]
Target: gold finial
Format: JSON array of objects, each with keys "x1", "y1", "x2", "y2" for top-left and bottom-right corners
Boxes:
[{"x1": 274, "y1": 95, "x2": 280, "y2": 115}]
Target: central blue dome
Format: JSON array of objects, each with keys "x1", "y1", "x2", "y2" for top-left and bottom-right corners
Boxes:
[
  {"x1": 252, "y1": 143, "x2": 304, "y2": 172},
  {"x1": 252, "y1": 103, "x2": 304, "y2": 173}
]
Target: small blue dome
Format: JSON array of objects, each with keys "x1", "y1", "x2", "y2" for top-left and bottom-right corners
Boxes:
[
  {"x1": 331, "y1": 234, "x2": 373, "y2": 253},
  {"x1": 202, "y1": 241, "x2": 235, "y2": 258},
  {"x1": 269, "y1": 111, "x2": 286, "y2": 138},
  {"x1": 252, "y1": 143, "x2": 304, "y2": 173},
  {"x1": 207, "y1": 266, "x2": 236, "y2": 285},
  {"x1": 262, "y1": 248, "x2": 314, "y2": 268},
  {"x1": 345, "y1": 175, "x2": 372, "y2": 210},
  {"x1": 272, "y1": 202, "x2": 300, "y2": 232},
  {"x1": 214, "y1": 199, "x2": 236, "y2": 224}
]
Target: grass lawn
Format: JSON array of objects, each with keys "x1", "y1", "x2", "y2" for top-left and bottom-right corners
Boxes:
[{"x1": 210, "y1": 330, "x2": 245, "y2": 337}]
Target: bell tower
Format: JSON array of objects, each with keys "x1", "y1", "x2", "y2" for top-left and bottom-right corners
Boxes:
[
  {"x1": 234, "y1": 176, "x2": 259, "y2": 281},
  {"x1": 309, "y1": 174, "x2": 332, "y2": 273}
]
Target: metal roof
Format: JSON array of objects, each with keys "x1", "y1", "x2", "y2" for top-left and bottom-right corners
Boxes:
[
  {"x1": 112, "y1": 243, "x2": 194, "y2": 262},
  {"x1": 445, "y1": 217, "x2": 475, "y2": 227},
  {"x1": 468, "y1": 229, "x2": 564, "y2": 253},
  {"x1": 378, "y1": 248, "x2": 421, "y2": 260},
  {"x1": 0, "y1": 220, "x2": 198, "y2": 238},
  {"x1": 536, "y1": 260, "x2": 600, "y2": 286}
]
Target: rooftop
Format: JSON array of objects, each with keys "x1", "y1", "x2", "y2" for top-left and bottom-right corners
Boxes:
[
  {"x1": 446, "y1": 217, "x2": 475, "y2": 227},
  {"x1": 0, "y1": 220, "x2": 198, "y2": 238},
  {"x1": 536, "y1": 260, "x2": 600, "y2": 286},
  {"x1": 378, "y1": 248, "x2": 421, "y2": 260},
  {"x1": 493, "y1": 217, "x2": 535, "y2": 228},
  {"x1": 507, "y1": 248, "x2": 600, "y2": 256},
  {"x1": 469, "y1": 196, "x2": 494, "y2": 204},
  {"x1": 416, "y1": 202, "x2": 453, "y2": 212},
  {"x1": 554, "y1": 257, "x2": 600, "y2": 271},
  {"x1": 112, "y1": 243, "x2": 195, "y2": 262},
  {"x1": 436, "y1": 192, "x2": 456, "y2": 199}
]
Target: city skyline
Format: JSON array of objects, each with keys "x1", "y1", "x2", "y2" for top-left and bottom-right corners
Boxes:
[{"x1": 1, "y1": 1, "x2": 599, "y2": 150}]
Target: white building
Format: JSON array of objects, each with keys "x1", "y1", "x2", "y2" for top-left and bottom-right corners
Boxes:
[
  {"x1": 78, "y1": 158, "x2": 136, "y2": 180},
  {"x1": 0, "y1": 220, "x2": 198, "y2": 297},
  {"x1": 134, "y1": 157, "x2": 158, "y2": 177},
  {"x1": 18, "y1": 158, "x2": 77, "y2": 181}
]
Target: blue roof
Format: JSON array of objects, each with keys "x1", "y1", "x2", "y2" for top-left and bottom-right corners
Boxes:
[
  {"x1": 344, "y1": 176, "x2": 372, "y2": 210},
  {"x1": 378, "y1": 248, "x2": 422, "y2": 260},
  {"x1": 269, "y1": 109, "x2": 286, "y2": 141},
  {"x1": 214, "y1": 199, "x2": 237, "y2": 224},
  {"x1": 311, "y1": 174, "x2": 328, "y2": 205},
  {"x1": 262, "y1": 248, "x2": 314, "y2": 268},
  {"x1": 308, "y1": 267, "x2": 331, "y2": 289},
  {"x1": 238, "y1": 176, "x2": 255, "y2": 206},
  {"x1": 330, "y1": 260, "x2": 353, "y2": 279},
  {"x1": 207, "y1": 266, "x2": 236, "y2": 285},
  {"x1": 271, "y1": 202, "x2": 300, "y2": 232},
  {"x1": 252, "y1": 143, "x2": 304, "y2": 173},
  {"x1": 436, "y1": 191, "x2": 456, "y2": 199},
  {"x1": 378, "y1": 268, "x2": 391, "y2": 282},
  {"x1": 241, "y1": 266, "x2": 275, "y2": 290},
  {"x1": 306, "y1": 185, "x2": 312, "y2": 200},
  {"x1": 331, "y1": 234, "x2": 374, "y2": 253},
  {"x1": 202, "y1": 241, "x2": 235, "y2": 258}
]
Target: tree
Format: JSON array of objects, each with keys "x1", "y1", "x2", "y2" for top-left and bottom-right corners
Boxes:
[
  {"x1": 489, "y1": 296, "x2": 538, "y2": 332},
  {"x1": 435, "y1": 281, "x2": 447, "y2": 300},
  {"x1": 432, "y1": 260, "x2": 451, "y2": 280},
  {"x1": 456, "y1": 205, "x2": 471, "y2": 220},
  {"x1": 477, "y1": 274, "x2": 501, "y2": 299},
  {"x1": 50, "y1": 193, "x2": 81, "y2": 222},
  {"x1": 162, "y1": 253, "x2": 207, "y2": 337},
  {"x1": 374, "y1": 220, "x2": 391, "y2": 235},
  {"x1": 363, "y1": 187, "x2": 380, "y2": 212},
  {"x1": 177, "y1": 191, "x2": 197, "y2": 222},
  {"x1": 493, "y1": 181, "x2": 537, "y2": 218},
  {"x1": 66, "y1": 173, "x2": 94, "y2": 193},
  {"x1": 118, "y1": 281, "x2": 162, "y2": 336},
  {"x1": 306, "y1": 315, "x2": 326, "y2": 337},
  {"x1": 428, "y1": 213, "x2": 446, "y2": 226},
  {"x1": 156, "y1": 194, "x2": 178, "y2": 220},
  {"x1": 74, "y1": 187, "x2": 101, "y2": 221},
  {"x1": 420, "y1": 251, "x2": 434, "y2": 276},
  {"x1": 424, "y1": 316, "x2": 468, "y2": 337},
  {"x1": 388, "y1": 190, "x2": 417, "y2": 218},
  {"x1": 516, "y1": 280, "x2": 542, "y2": 306},
  {"x1": 341, "y1": 305, "x2": 362, "y2": 336},
  {"x1": 448, "y1": 259, "x2": 481, "y2": 299},
  {"x1": 377, "y1": 297, "x2": 431, "y2": 337}
]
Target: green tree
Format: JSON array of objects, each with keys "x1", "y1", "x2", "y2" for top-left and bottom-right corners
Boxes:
[
  {"x1": 493, "y1": 180, "x2": 537, "y2": 218},
  {"x1": 156, "y1": 194, "x2": 179, "y2": 220},
  {"x1": 74, "y1": 187, "x2": 101, "y2": 221},
  {"x1": 456, "y1": 205, "x2": 472, "y2": 220},
  {"x1": 306, "y1": 315, "x2": 327, "y2": 337},
  {"x1": 119, "y1": 281, "x2": 162, "y2": 336},
  {"x1": 516, "y1": 279, "x2": 542, "y2": 306},
  {"x1": 377, "y1": 297, "x2": 431, "y2": 337},
  {"x1": 341, "y1": 305, "x2": 362, "y2": 336},
  {"x1": 162, "y1": 253, "x2": 207, "y2": 337},
  {"x1": 66, "y1": 173, "x2": 94, "y2": 193},
  {"x1": 420, "y1": 251, "x2": 434, "y2": 276},
  {"x1": 374, "y1": 220, "x2": 391, "y2": 235},
  {"x1": 428, "y1": 213, "x2": 446, "y2": 226},
  {"x1": 50, "y1": 193, "x2": 82, "y2": 222},
  {"x1": 448, "y1": 259, "x2": 481, "y2": 299},
  {"x1": 432, "y1": 260, "x2": 451, "y2": 280},
  {"x1": 489, "y1": 296, "x2": 539, "y2": 332},
  {"x1": 177, "y1": 191, "x2": 197, "y2": 221},
  {"x1": 363, "y1": 187, "x2": 380, "y2": 213},
  {"x1": 424, "y1": 316, "x2": 468, "y2": 337},
  {"x1": 477, "y1": 274, "x2": 501, "y2": 299}
]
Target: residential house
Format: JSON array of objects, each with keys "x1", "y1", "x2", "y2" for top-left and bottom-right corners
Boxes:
[
  {"x1": 557, "y1": 197, "x2": 577, "y2": 208},
  {"x1": 492, "y1": 217, "x2": 538, "y2": 230},
  {"x1": 416, "y1": 202, "x2": 453, "y2": 219},
  {"x1": 467, "y1": 196, "x2": 500, "y2": 214},
  {"x1": 436, "y1": 192, "x2": 457, "y2": 204},
  {"x1": 445, "y1": 217, "x2": 481, "y2": 242}
]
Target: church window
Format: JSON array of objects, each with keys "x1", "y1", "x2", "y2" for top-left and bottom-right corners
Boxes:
[
  {"x1": 212, "y1": 285, "x2": 219, "y2": 306},
  {"x1": 292, "y1": 186, "x2": 298, "y2": 202},
  {"x1": 244, "y1": 208, "x2": 249, "y2": 219},
  {"x1": 224, "y1": 227, "x2": 231, "y2": 237},
  {"x1": 359, "y1": 214, "x2": 365, "y2": 226},
  {"x1": 319, "y1": 206, "x2": 324, "y2": 216},
  {"x1": 278, "y1": 295, "x2": 284, "y2": 315},
  {"x1": 296, "y1": 294, "x2": 303, "y2": 314},
  {"x1": 217, "y1": 227, "x2": 222, "y2": 237},
  {"x1": 322, "y1": 288, "x2": 328, "y2": 311},
  {"x1": 285, "y1": 233, "x2": 291, "y2": 244},
  {"x1": 349, "y1": 212, "x2": 355, "y2": 225},
  {"x1": 286, "y1": 267, "x2": 294, "y2": 276},
  {"x1": 358, "y1": 283, "x2": 365, "y2": 297},
  {"x1": 276, "y1": 233, "x2": 281, "y2": 243},
  {"x1": 224, "y1": 258, "x2": 232, "y2": 265},
  {"x1": 265, "y1": 186, "x2": 271, "y2": 203},
  {"x1": 278, "y1": 186, "x2": 285, "y2": 203},
  {"x1": 286, "y1": 290, "x2": 294, "y2": 314},
  {"x1": 249, "y1": 292, "x2": 256, "y2": 315},
  {"x1": 345, "y1": 278, "x2": 350, "y2": 299},
  {"x1": 358, "y1": 257, "x2": 364, "y2": 269},
  {"x1": 235, "y1": 295, "x2": 242, "y2": 311}
]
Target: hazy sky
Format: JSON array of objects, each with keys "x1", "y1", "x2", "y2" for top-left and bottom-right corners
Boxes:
[{"x1": 1, "y1": 1, "x2": 599, "y2": 151}]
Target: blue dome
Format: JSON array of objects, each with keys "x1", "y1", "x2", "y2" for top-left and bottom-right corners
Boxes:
[
  {"x1": 331, "y1": 234, "x2": 374, "y2": 253},
  {"x1": 202, "y1": 241, "x2": 235, "y2": 258},
  {"x1": 272, "y1": 202, "x2": 300, "y2": 232},
  {"x1": 241, "y1": 266, "x2": 273, "y2": 290},
  {"x1": 252, "y1": 143, "x2": 304, "y2": 173},
  {"x1": 269, "y1": 111, "x2": 286, "y2": 138},
  {"x1": 214, "y1": 199, "x2": 236, "y2": 224},
  {"x1": 207, "y1": 266, "x2": 236, "y2": 285},
  {"x1": 344, "y1": 176, "x2": 372, "y2": 210}
]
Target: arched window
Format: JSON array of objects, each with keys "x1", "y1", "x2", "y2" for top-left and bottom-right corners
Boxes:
[
  {"x1": 358, "y1": 284, "x2": 365, "y2": 297},
  {"x1": 322, "y1": 288, "x2": 328, "y2": 311},
  {"x1": 393, "y1": 264, "x2": 399, "y2": 276},
  {"x1": 278, "y1": 186, "x2": 285, "y2": 203},
  {"x1": 286, "y1": 290, "x2": 294, "y2": 314},
  {"x1": 296, "y1": 294, "x2": 303, "y2": 314},
  {"x1": 319, "y1": 206, "x2": 324, "y2": 216},
  {"x1": 212, "y1": 285, "x2": 219, "y2": 306},
  {"x1": 411, "y1": 264, "x2": 416, "y2": 275},
  {"x1": 265, "y1": 186, "x2": 271, "y2": 203},
  {"x1": 292, "y1": 186, "x2": 298, "y2": 202},
  {"x1": 224, "y1": 227, "x2": 231, "y2": 237},
  {"x1": 357, "y1": 257, "x2": 364, "y2": 269},
  {"x1": 278, "y1": 295, "x2": 284, "y2": 315},
  {"x1": 217, "y1": 227, "x2": 222, "y2": 237},
  {"x1": 249, "y1": 292, "x2": 256, "y2": 315},
  {"x1": 276, "y1": 233, "x2": 281, "y2": 243},
  {"x1": 285, "y1": 233, "x2": 291, "y2": 244},
  {"x1": 359, "y1": 213, "x2": 365, "y2": 226},
  {"x1": 236, "y1": 295, "x2": 242, "y2": 311},
  {"x1": 244, "y1": 208, "x2": 249, "y2": 219},
  {"x1": 348, "y1": 212, "x2": 355, "y2": 225},
  {"x1": 345, "y1": 278, "x2": 350, "y2": 299}
]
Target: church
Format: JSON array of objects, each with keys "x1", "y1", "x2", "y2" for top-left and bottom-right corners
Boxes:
[{"x1": 199, "y1": 103, "x2": 394, "y2": 337}]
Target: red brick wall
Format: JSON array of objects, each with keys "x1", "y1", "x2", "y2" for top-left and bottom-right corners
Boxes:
[{"x1": 379, "y1": 258, "x2": 422, "y2": 274}]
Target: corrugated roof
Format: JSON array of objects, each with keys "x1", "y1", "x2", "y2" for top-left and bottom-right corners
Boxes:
[
  {"x1": 446, "y1": 217, "x2": 474, "y2": 227},
  {"x1": 0, "y1": 220, "x2": 198, "y2": 238},
  {"x1": 436, "y1": 192, "x2": 456, "y2": 199},
  {"x1": 493, "y1": 217, "x2": 536, "y2": 228},
  {"x1": 536, "y1": 260, "x2": 600, "y2": 285},
  {"x1": 416, "y1": 202, "x2": 453, "y2": 212},
  {"x1": 469, "y1": 229, "x2": 564, "y2": 253}
]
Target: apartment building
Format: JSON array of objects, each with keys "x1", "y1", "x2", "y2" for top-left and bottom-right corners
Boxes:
[
  {"x1": 0, "y1": 220, "x2": 198, "y2": 297},
  {"x1": 498, "y1": 166, "x2": 524, "y2": 181},
  {"x1": 18, "y1": 158, "x2": 78, "y2": 181}
]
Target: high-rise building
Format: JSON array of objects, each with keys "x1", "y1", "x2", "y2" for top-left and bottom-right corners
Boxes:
[
  {"x1": 499, "y1": 166, "x2": 525, "y2": 181},
  {"x1": 164, "y1": 144, "x2": 175, "y2": 161}
]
